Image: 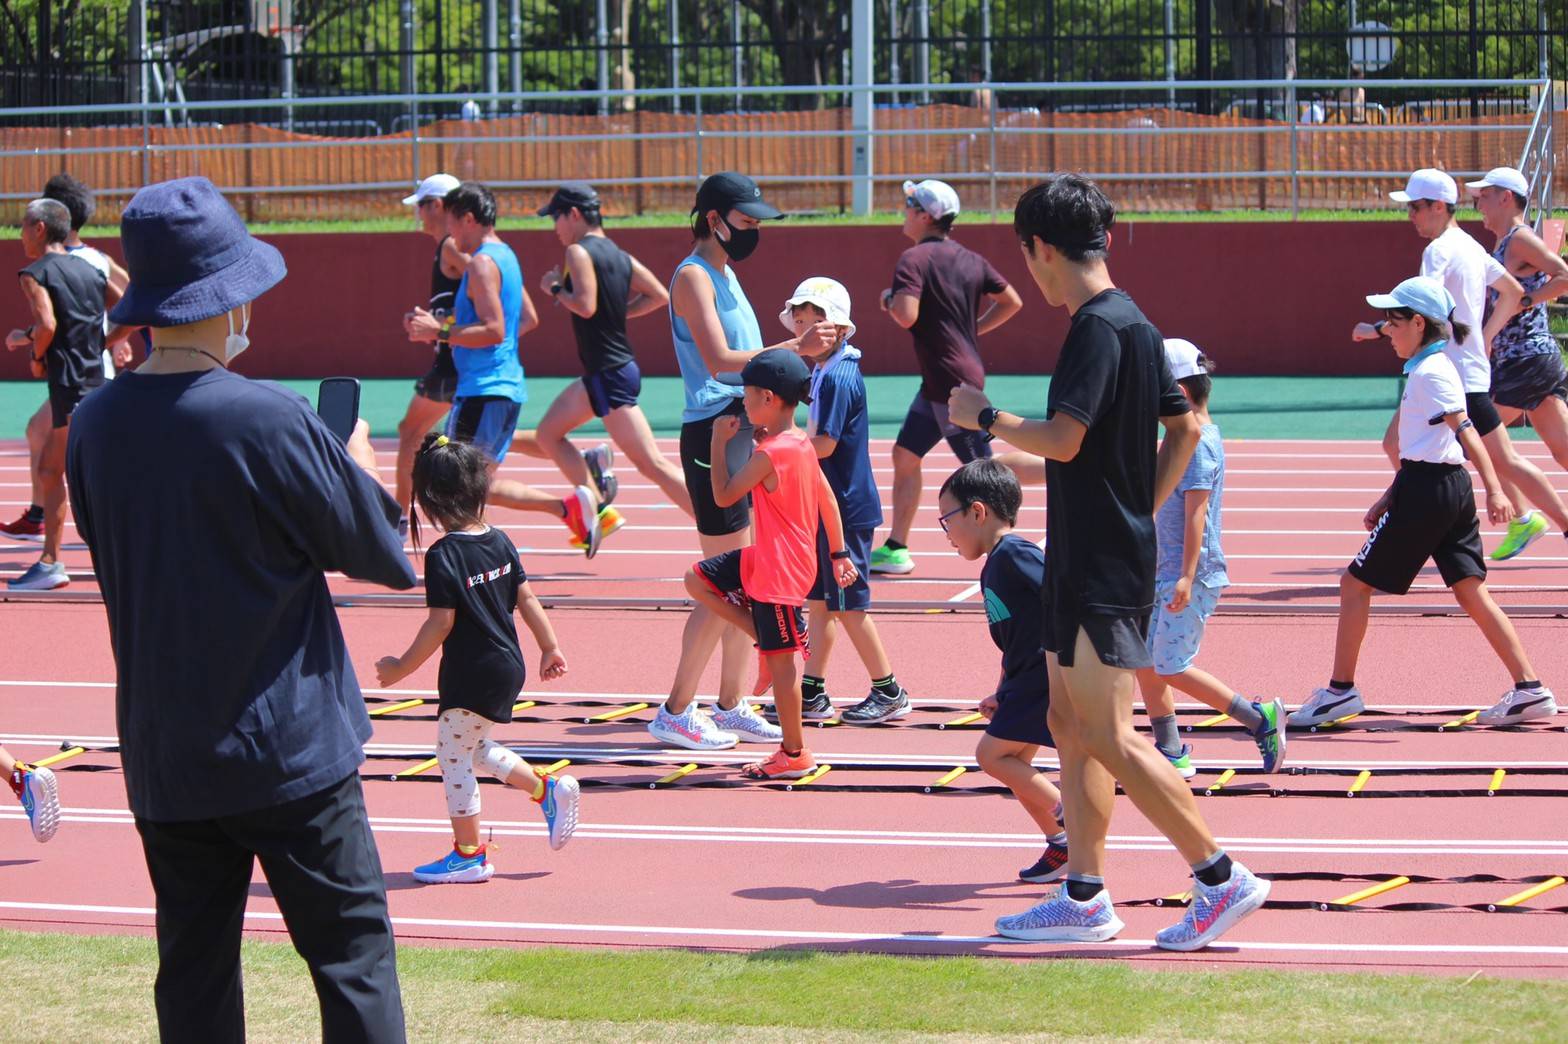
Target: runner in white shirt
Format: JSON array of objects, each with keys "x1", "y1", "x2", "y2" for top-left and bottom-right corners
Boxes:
[
  {"x1": 1300, "y1": 276, "x2": 1557, "y2": 728},
  {"x1": 1356, "y1": 168, "x2": 1568, "y2": 560}
]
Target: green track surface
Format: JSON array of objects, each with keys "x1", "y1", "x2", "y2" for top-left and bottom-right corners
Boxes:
[{"x1": 2, "y1": 375, "x2": 1436, "y2": 442}]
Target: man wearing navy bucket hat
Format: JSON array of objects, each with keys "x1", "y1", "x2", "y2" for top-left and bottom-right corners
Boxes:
[{"x1": 65, "y1": 177, "x2": 414, "y2": 1039}]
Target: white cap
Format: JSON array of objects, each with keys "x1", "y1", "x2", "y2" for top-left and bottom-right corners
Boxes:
[
  {"x1": 402, "y1": 173, "x2": 461, "y2": 207},
  {"x1": 1163, "y1": 338, "x2": 1209, "y2": 381},
  {"x1": 1465, "y1": 166, "x2": 1530, "y2": 197},
  {"x1": 902, "y1": 179, "x2": 961, "y2": 220},
  {"x1": 1389, "y1": 168, "x2": 1458, "y2": 205},
  {"x1": 779, "y1": 276, "x2": 855, "y2": 342}
]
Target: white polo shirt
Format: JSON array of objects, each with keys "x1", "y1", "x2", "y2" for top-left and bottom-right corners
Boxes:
[
  {"x1": 1399, "y1": 346, "x2": 1466, "y2": 465},
  {"x1": 1419, "y1": 226, "x2": 1508, "y2": 393}
]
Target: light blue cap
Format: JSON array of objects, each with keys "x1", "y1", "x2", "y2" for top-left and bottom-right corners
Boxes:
[{"x1": 1365, "y1": 276, "x2": 1455, "y2": 320}]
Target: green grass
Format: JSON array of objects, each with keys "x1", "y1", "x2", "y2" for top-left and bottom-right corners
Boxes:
[{"x1": 0, "y1": 929, "x2": 1564, "y2": 1040}]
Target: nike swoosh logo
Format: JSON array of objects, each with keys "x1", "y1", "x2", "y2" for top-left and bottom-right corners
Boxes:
[{"x1": 1193, "y1": 880, "x2": 1242, "y2": 934}]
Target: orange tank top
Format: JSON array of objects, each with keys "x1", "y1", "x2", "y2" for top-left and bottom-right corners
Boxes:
[{"x1": 741, "y1": 428, "x2": 821, "y2": 606}]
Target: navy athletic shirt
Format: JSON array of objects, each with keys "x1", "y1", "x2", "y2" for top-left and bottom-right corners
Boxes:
[
  {"x1": 981, "y1": 533, "x2": 1048, "y2": 690},
  {"x1": 808, "y1": 346, "x2": 882, "y2": 530},
  {"x1": 66, "y1": 368, "x2": 416, "y2": 821}
]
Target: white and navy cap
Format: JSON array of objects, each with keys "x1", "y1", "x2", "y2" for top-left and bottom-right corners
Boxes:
[
  {"x1": 1366, "y1": 275, "x2": 1456, "y2": 320},
  {"x1": 402, "y1": 173, "x2": 461, "y2": 206},
  {"x1": 1163, "y1": 338, "x2": 1209, "y2": 380},
  {"x1": 778, "y1": 276, "x2": 855, "y2": 342},
  {"x1": 1389, "y1": 168, "x2": 1458, "y2": 205},
  {"x1": 1465, "y1": 167, "x2": 1530, "y2": 197},
  {"x1": 903, "y1": 179, "x2": 960, "y2": 219}
]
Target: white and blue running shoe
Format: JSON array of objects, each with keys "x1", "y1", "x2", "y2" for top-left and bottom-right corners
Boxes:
[
  {"x1": 540, "y1": 773, "x2": 580, "y2": 851},
  {"x1": 413, "y1": 845, "x2": 494, "y2": 884},
  {"x1": 994, "y1": 885, "x2": 1125, "y2": 942},
  {"x1": 1155, "y1": 862, "x2": 1270, "y2": 951}
]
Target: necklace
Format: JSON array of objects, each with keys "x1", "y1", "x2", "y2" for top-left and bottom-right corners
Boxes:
[{"x1": 152, "y1": 345, "x2": 226, "y2": 369}]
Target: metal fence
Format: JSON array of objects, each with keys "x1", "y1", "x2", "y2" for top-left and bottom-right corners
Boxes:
[{"x1": 3, "y1": 1, "x2": 1564, "y2": 127}]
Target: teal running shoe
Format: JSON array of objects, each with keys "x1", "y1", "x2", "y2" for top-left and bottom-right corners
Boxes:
[
  {"x1": 1491, "y1": 511, "x2": 1548, "y2": 561},
  {"x1": 1251, "y1": 698, "x2": 1288, "y2": 772}
]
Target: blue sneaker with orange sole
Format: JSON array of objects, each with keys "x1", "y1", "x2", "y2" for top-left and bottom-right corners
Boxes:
[{"x1": 413, "y1": 843, "x2": 494, "y2": 884}]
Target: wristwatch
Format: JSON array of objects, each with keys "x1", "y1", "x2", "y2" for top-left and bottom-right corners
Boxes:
[
  {"x1": 976, "y1": 406, "x2": 1000, "y2": 432},
  {"x1": 438, "y1": 315, "x2": 456, "y2": 338},
  {"x1": 830, "y1": 550, "x2": 851, "y2": 561},
  {"x1": 1520, "y1": 293, "x2": 1535, "y2": 310},
  {"x1": 550, "y1": 283, "x2": 565, "y2": 296}
]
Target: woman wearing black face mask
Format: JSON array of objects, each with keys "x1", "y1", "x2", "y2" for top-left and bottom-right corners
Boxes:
[{"x1": 652, "y1": 172, "x2": 840, "y2": 751}]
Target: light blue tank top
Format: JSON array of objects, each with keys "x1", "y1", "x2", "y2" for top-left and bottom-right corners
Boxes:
[
  {"x1": 669, "y1": 253, "x2": 759, "y2": 423},
  {"x1": 452, "y1": 241, "x2": 526, "y2": 402}
]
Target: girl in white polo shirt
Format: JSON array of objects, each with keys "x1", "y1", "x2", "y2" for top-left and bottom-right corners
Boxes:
[{"x1": 1294, "y1": 276, "x2": 1558, "y2": 727}]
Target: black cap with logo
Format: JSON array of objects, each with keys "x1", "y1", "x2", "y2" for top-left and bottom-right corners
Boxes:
[
  {"x1": 692, "y1": 171, "x2": 784, "y2": 221},
  {"x1": 718, "y1": 347, "x2": 813, "y2": 403},
  {"x1": 537, "y1": 182, "x2": 601, "y2": 217}
]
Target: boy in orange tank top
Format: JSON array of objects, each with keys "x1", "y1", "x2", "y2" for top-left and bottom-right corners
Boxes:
[{"x1": 686, "y1": 348, "x2": 858, "y2": 779}]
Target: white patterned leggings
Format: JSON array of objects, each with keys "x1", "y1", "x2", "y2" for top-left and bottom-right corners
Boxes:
[{"x1": 437, "y1": 708, "x2": 526, "y2": 818}]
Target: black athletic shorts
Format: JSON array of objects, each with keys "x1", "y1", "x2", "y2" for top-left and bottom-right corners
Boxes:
[
  {"x1": 680, "y1": 399, "x2": 753, "y2": 537},
  {"x1": 1465, "y1": 390, "x2": 1504, "y2": 438},
  {"x1": 583, "y1": 359, "x2": 642, "y2": 418},
  {"x1": 894, "y1": 393, "x2": 994, "y2": 463},
  {"x1": 693, "y1": 549, "x2": 808, "y2": 654},
  {"x1": 1491, "y1": 353, "x2": 1568, "y2": 413},
  {"x1": 985, "y1": 665, "x2": 1055, "y2": 748},
  {"x1": 414, "y1": 346, "x2": 459, "y2": 404},
  {"x1": 49, "y1": 379, "x2": 103, "y2": 429},
  {"x1": 1348, "y1": 460, "x2": 1486, "y2": 595},
  {"x1": 1042, "y1": 583, "x2": 1154, "y2": 670}
]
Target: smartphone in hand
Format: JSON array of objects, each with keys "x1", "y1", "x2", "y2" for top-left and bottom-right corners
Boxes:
[{"x1": 317, "y1": 377, "x2": 361, "y2": 442}]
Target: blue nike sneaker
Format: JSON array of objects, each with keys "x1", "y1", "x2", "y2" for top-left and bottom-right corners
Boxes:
[
  {"x1": 10, "y1": 764, "x2": 59, "y2": 843},
  {"x1": 995, "y1": 884, "x2": 1125, "y2": 942},
  {"x1": 413, "y1": 844, "x2": 494, "y2": 884},
  {"x1": 539, "y1": 773, "x2": 580, "y2": 851},
  {"x1": 1155, "y1": 861, "x2": 1270, "y2": 951}
]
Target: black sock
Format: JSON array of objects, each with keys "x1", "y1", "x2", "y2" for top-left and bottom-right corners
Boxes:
[
  {"x1": 871, "y1": 674, "x2": 901, "y2": 698},
  {"x1": 884, "y1": 538, "x2": 906, "y2": 552},
  {"x1": 1328, "y1": 679, "x2": 1355, "y2": 694},
  {"x1": 24, "y1": 504, "x2": 43, "y2": 523},
  {"x1": 802, "y1": 675, "x2": 826, "y2": 701},
  {"x1": 1518, "y1": 680, "x2": 1542, "y2": 690},
  {"x1": 1192, "y1": 851, "x2": 1233, "y2": 887},
  {"x1": 1065, "y1": 873, "x2": 1104, "y2": 902}
]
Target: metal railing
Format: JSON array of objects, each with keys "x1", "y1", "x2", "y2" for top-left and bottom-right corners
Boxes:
[
  {"x1": 0, "y1": 77, "x2": 1554, "y2": 218},
  {"x1": 1518, "y1": 84, "x2": 1559, "y2": 229}
]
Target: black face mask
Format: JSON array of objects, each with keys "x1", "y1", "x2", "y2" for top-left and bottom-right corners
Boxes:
[{"x1": 713, "y1": 215, "x2": 760, "y2": 262}]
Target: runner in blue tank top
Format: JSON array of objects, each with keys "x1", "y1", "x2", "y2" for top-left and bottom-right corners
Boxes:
[
  {"x1": 405, "y1": 182, "x2": 605, "y2": 555},
  {"x1": 650, "y1": 171, "x2": 842, "y2": 752}
]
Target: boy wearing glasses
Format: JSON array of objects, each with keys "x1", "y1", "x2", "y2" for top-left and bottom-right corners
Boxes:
[{"x1": 870, "y1": 178, "x2": 1022, "y2": 575}]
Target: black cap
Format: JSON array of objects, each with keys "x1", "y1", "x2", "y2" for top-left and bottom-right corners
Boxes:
[
  {"x1": 718, "y1": 348, "x2": 812, "y2": 403},
  {"x1": 537, "y1": 182, "x2": 600, "y2": 217},
  {"x1": 692, "y1": 171, "x2": 784, "y2": 221}
]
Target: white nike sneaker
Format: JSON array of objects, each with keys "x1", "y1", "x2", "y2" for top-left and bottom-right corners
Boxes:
[
  {"x1": 709, "y1": 702, "x2": 783, "y2": 743},
  {"x1": 647, "y1": 704, "x2": 738, "y2": 751},
  {"x1": 1288, "y1": 686, "x2": 1364, "y2": 728},
  {"x1": 1477, "y1": 687, "x2": 1559, "y2": 725}
]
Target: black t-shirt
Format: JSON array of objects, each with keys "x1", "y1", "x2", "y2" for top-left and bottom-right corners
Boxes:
[
  {"x1": 1044, "y1": 289, "x2": 1189, "y2": 617},
  {"x1": 565, "y1": 234, "x2": 635, "y2": 374},
  {"x1": 982, "y1": 534, "x2": 1048, "y2": 691},
  {"x1": 424, "y1": 526, "x2": 528, "y2": 722},
  {"x1": 22, "y1": 251, "x2": 106, "y2": 391},
  {"x1": 64, "y1": 368, "x2": 416, "y2": 821},
  {"x1": 430, "y1": 236, "x2": 463, "y2": 375},
  {"x1": 888, "y1": 237, "x2": 1008, "y2": 401}
]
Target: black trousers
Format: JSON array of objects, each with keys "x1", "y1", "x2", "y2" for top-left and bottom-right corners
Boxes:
[{"x1": 134, "y1": 773, "x2": 406, "y2": 1043}]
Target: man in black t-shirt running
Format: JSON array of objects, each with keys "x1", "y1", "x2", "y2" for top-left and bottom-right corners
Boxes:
[
  {"x1": 871, "y1": 178, "x2": 1021, "y2": 575},
  {"x1": 510, "y1": 183, "x2": 693, "y2": 545},
  {"x1": 5, "y1": 198, "x2": 105, "y2": 590},
  {"x1": 949, "y1": 175, "x2": 1267, "y2": 951}
]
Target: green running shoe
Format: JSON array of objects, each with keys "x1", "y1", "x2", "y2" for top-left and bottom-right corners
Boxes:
[
  {"x1": 869, "y1": 542, "x2": 915, "y2": 574},
  {"x1": 1251, "y1": 698, "x2": 1288, "y2": 773},
  {"x1": 1163, "y1": 743, "x2": 1196, "y2": 780},
  {"x1": 1490, "y1": 511, "x2": 1548, "y2": 561}
]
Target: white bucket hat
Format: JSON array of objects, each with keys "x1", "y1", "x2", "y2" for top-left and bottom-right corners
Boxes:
[{"x1": 778, "y1": 276, "x2": 855, "y2": 342}]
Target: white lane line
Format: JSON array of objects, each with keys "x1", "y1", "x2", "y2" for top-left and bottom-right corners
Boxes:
[
  {"x1": 3, "y1": 901, "x2": 1568, "y2": 955},
  {"x1": 948, "y1": 582, "x2": 980, "y2": 602}
]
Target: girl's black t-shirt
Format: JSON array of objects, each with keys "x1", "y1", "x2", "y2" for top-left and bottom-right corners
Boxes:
[{"x1": 424, "y1": 526, "x2": 528, "y2": 721}]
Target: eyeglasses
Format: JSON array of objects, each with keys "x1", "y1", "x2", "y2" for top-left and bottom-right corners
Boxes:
[{"x1": 937, "y1": 503, "x2": 971, "y2": 533}]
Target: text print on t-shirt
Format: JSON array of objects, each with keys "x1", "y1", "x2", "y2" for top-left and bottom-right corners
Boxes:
[{"x1": 466, "y1": 561, "x2": 513, "y2": 588}]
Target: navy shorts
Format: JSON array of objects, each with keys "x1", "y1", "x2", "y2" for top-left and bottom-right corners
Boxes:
[
  {"x1": 812, "y1": 523, "x2": 873, "y2": 611},
  {"x1": 986, "y1": 666, "x2": 1054, "y2": 749},
  {"x1": 583, "y1": 359, "x2": 642, "y2": 418},
  {"x1": 447, "y1": 395, "x2": 521, "y2": 463},
  {"x1": 693, "y1": 549, "x2": 808, "y2": 654},
  {"x1": 895, "y1": 392, "x2": 994, "y2": 462}
]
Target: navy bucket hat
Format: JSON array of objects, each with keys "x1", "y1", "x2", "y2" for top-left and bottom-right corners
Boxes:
[{"x1": 109, "y1": 176, "x2": 286, "y2": 327}]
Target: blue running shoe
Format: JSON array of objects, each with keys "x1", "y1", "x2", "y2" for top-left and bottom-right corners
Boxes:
[
  {"x1": 539, "y1": 773, "x2": 580, "y2": 851},
  {"x1": 413, "y1": 844, "x2": 494, "y2": 884},
  {"x1": 994, "y1": 885, "x2": 1125, "y2": 942},
  {"x1": 1155, "y1": 862, "x2": 1270, "y2": 951},
  {"x1": 11, "y1": 764, "x2": 59, "y2": 843},
  {"x1": 1251, "y1": 699, "x2": 1288, "y2": 773}
]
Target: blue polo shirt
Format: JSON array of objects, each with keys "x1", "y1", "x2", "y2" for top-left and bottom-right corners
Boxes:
[
  {"x1": 807, "y1": 345, "x2": 882, "y2": 530},
  {"x1": 452, "y1": 240, "x2": 526, "y2": 403},
  {"x1": 66, "y1": 367, "x2": 417, "y2": 821}
]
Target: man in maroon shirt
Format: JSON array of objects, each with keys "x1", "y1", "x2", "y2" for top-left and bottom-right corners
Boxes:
[{"x1": 871, "y1": 178, "x2": 1022, "y2": 575}]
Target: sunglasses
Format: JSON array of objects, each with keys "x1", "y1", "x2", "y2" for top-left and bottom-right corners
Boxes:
[
  {"x1": 904, "y1": 196, "x2": 922, "y2": 210},
  {"x1": 937, "y1": 503, "x2": 972, "y2": 533}
]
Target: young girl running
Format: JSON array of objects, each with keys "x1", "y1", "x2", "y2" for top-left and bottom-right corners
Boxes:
[
  {"x1": 377, "y1": 433, "x2": 580, "y2": 883},
  {"x1": 1294, "y1": 276, "x2": 1558, "y2": 727}
]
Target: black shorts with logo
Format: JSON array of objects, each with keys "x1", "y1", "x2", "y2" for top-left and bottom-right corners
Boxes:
[
  {"x1": 679, "y1": 399, "x2": 753, "y2": 537},
  {"x1": 1348, "y1": 460, "x2": 1486, "y2": 595},
  {"x1": 693, "y1": 548, "x2": 808, "y2": 654}
]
